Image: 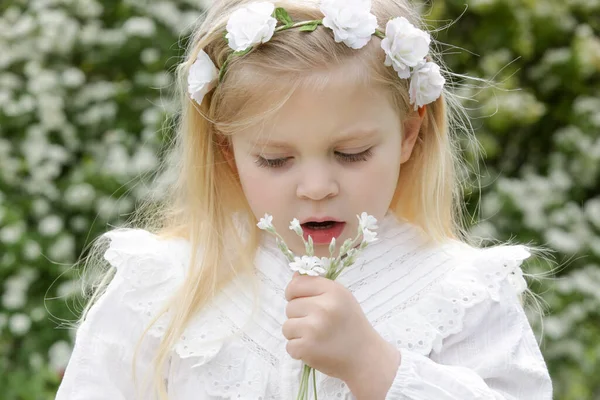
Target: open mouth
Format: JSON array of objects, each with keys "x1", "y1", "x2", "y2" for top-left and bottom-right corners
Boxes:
[
  {"x1": 302, "y1": 221, "x2": 337, "y2": 230},
  {"x1": 301, "y1": 220, "x2": 346, "y2": 245}
]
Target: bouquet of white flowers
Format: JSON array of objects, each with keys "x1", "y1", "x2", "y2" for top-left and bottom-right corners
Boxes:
[{"x1": 257, "y1": 212, "x2": 379, "y2": 399}]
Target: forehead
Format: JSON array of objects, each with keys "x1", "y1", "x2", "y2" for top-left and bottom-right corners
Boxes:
[{"x1": 236, "y1": 76, "x2": 401, "y2": 146}]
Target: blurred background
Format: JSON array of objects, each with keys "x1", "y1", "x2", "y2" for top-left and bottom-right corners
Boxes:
[{"x1": 0, "y1": 0, "x2": 598, "y2": 399}]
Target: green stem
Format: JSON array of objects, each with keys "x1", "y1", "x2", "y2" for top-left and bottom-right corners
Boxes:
[
  {"x1": 275, "y1": 19, "x2": 323, "y2": 32},
  {"x1": 296, "y1": 365, "x2": 313, "y2": 400},
  {"x1": 374, "y1": 28, "x2": 386, "y2": 39},
  {"x1": 218, "y1": 57, "x2": 231, "y2": 82},
  {"x1": 312, "y1": 367, "x2": 318, "y2": 399},
  {"x1": 272, "y1": 231, "x2": 296, "y2": 262}
]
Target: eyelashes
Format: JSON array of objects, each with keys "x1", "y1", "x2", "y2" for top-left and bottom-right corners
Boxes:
[
  {"x1": 255, "y1": 148, "x2": 374, "y2": 169},
  {"x1": 255, "y1": 157, "x2": 290, "y2": 168}
]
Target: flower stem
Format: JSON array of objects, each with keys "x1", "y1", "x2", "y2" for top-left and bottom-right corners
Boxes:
[
  {"x1": 312, "y1": 367, "x2": 318, "y2": 399},
  {"x1": 275, "y1": 19, "x2": 323, "y2": 32},
  {"x1": 374, "y1": 29, "x2": 386, "y2": 39},
  {"x1": 296, "y1": 364, "x2": 313, "y2": 400}
]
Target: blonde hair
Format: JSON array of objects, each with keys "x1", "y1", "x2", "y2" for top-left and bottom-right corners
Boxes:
[{"x1": 80, "y1": 0, "x2": 484, "y2": 398}]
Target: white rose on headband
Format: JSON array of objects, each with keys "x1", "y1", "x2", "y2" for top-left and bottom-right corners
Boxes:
[
  {"x1": 409, "y1": 61, "x2": 445, "y2": 109},
  {"x1": 226, "y1": 2, "x2": 277, "y2": 52},
  {"x1": 321, "y1": 0, "x2": 378, "y2": 49},
  {"x1": 187, "y1": 50, "x2": 218, "y2": 105},
  {"x1": 381, "y1": 17, "x2": 431, "y2": 79}
]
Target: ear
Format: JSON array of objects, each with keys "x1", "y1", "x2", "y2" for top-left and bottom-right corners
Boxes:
[{"x1": 400, "y1": 106, "x2": 426, "y2": 164}]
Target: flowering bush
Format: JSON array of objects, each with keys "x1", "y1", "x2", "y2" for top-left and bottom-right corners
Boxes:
[
  {"x1": 0, "y1": 0, "x2": 597, "y2": 398},
  {"x1": 432, "y1": 1, "x2": 600, "y2": 398},
  {"x1": 0, "y1": 0, "x2": 208, "y2": 397}
]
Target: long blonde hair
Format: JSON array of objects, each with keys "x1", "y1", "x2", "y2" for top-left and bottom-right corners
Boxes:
[{"x1": 80, "y1": 0, "x2": 481, "y2": 398}]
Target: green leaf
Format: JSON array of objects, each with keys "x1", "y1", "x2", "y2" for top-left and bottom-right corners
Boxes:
[
  {"x1": 299, "y1": 22, "x2": 319, "y2": 32},
  {"x1": 274, "y1": 7, "x2": 293, "y2": 27}
]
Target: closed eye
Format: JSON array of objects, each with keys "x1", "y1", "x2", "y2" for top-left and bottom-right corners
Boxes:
[
  {"x1": 255, "y1": 156, "x2": 291, "y2": 168},
  {"x1": 255, "y1": 148, "x2": 373, "y2": 169},
  {"x1": 335, "y1": 148, "x2": 373, "y2": 163}
]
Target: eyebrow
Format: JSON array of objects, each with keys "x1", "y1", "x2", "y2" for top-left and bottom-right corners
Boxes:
[{"x1": 251, "y1": 129, "x2": 379, "y2": 149}]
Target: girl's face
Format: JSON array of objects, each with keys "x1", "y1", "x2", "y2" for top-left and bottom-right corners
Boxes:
[{"x1": 230, "y1": 77, "x2": 422, "y2": 257}]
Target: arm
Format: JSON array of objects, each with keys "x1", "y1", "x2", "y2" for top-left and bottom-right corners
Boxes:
[{"x1": 380, "y1": 279, "x2": 552, "y2": 400}]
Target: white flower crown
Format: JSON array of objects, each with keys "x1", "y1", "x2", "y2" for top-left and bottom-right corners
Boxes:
[{"x1": 187, "y1": 0, "x2": 445, "y2": 110}]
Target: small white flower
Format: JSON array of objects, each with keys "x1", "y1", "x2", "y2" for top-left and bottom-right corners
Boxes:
[
  {"x1": 48, "y1": 341, "x2": 72, "y2": 372},
  {"x1": 357, "y1": 212, "x2": 378, "y2": 231},
  {"x1": 320, "y1": 257, "x2": 334, "y2": 272},
  {"x1": 290, "y1": 256, "x2": 326, "y2": 276},
  {"x1": 289, "y1": 218, "x2": 303, "y2": 236},
  {"x1": 187, "y1": 50, "x2": 218, "y2": 105},
  {"x1": 257, "y1": 213, "x2": 274, "y2": 230},
  {"x1": 362, "y1": 228, "x2": 378, "y2": 244},
  {"x1": 409, "y1": 61, "x2": 445, "y2": 109},
  {"x1": 381, "y1": 17, "x2": 431, "y2": 79},
  {"x1": 9, "y1": 313, "x2": 31, "y2": 336},
  {"x1": 225, "y1": 2, "x2": 277, "y2": 52},
  {"x1": 321, "y1": 0, "x2": 378, "y2": 49}
]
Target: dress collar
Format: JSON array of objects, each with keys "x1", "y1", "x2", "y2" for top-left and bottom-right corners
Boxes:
[{"x1": 255, "y1": 212, "x2": 434, "y2": 289}]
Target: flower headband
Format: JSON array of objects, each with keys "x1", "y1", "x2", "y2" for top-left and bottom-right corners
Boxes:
[{"x1": 187, "y1": 0, "x2": 445, "y2": 110}]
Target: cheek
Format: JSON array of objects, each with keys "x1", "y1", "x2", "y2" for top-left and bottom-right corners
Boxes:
[
  {"x1": 345, "y1": 144, "x2": 401, "y2": 210},
  {"x1": 235, "y1": 159, "x2": 285, "y2": 217}
]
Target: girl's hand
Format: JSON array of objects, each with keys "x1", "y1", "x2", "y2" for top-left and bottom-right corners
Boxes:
[{"x1": 283, "y1": 273, "x2": 400, "y2": 398}]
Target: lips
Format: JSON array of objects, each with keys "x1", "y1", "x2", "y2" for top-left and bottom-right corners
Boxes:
[{"x1": 300, "y1": 218, "x2": 346, "y2": 245}]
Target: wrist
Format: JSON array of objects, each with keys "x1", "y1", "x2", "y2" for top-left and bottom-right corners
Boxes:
[{"x1": 344, "y1": 334, "x2": 401, "y2": 400}]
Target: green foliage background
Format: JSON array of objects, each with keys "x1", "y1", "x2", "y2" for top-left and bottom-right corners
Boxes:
[{"x1": 0, "y1": 0, "x2": 598, "y2": 399}]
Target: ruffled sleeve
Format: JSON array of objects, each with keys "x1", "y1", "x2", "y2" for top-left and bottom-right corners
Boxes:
[
  {"x1": 56, "y1": 229, "x2": 189, "y2": 400},
  {"x1": 382, "y1": 245, "x2": 552, "y2": 400}
]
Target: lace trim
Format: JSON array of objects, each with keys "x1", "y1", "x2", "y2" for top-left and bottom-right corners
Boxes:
[
  {"x1": 103, "y1": 228, "x2": 531, "y2": 399},
  {"x1": 374, "y1": 244, "x2": 531, "y2": 355},
  {"x1": 103, "y1": 228, "x2": 284, "y2": 400},
  {"x1": 103, "y1": 229, "x2": 235, "y2": 368},
  {"x1": 320, "y1": 244, "x2": 532, "y2": 395}
]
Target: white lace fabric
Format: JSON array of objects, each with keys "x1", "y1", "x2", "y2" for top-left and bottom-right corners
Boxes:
[{"x1": 56, "y1": 215, "x2": 552, "y2": 399}]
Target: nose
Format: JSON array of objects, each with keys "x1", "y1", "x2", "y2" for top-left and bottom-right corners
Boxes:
[{"x1": 296, "y1": 162, "x2": 339, "y2": 201}]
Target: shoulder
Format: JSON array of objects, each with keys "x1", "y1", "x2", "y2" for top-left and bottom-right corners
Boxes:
[
  {"x1": 98, "y1": 228, "x2": 228, "y2": 363},
  {"x1": 375, "y1": 240, "x2": 533, "y2": 355},
  {"x1": 87, "y1": 228, "x2": 193, "y2": 334},
  {"x1": 442, "y1": 240, "x2": 532, "y2": 300},
  {"x1": 102, "y1": 228, "x2": 192, "y2": 277}
]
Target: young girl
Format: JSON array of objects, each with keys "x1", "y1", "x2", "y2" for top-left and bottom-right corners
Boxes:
[{"x1": 56, "y1": 0, "x2": 552, "y2": 399}]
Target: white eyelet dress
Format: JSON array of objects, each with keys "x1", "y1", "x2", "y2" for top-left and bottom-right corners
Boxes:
[{"x1": 56, "y1": 214, "x2": 552, "y2": 399}]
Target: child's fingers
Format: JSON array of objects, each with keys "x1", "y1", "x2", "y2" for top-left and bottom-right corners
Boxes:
[
  {"x1": 282, "y1": 317, "x2": 305, "y2": 340},
  {"x1": 285, "y1": 274, "x2": 326, "y2": 301},
  {"x1": 285, "y1": 296, "x2": 313, "y2": 318},
  {"x1": 285, "y1": 337, "x2": 305, "y2": 360}
]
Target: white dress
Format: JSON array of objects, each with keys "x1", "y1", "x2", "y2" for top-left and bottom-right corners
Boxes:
[{"x1": 56, "y1": 215, "x2": 552, "y2": 399}]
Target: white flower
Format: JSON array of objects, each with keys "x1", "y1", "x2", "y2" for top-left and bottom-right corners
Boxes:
[
  {"x1": 289, "y1": 218, "x2": 303, "y2": 236},
  {"x1": 409, "y1": 61, "x2": 445, "y2": 109},
  {"x1": 320, "y1": 257, "x2": 334, "y2": 272},
  {"x1": 225, "y1": 2, "x2": 277, "y2": 52},
  {"x1": 257, "y1": 213, "x2": 274, "y2": 230},
  {"x1": 362, "y1": 228, "x2": 378, "y2": 244},
  {"x1": 321, "y1": 0, "x2": 378, "y2": 49},
  {"x1": 9, "y1": 313, "x2": 31, "y2": 336},
  {"x1": 48, "y1": 341, "x2": 72, "y2": 372},
  {"x1": 187, "y1": 50, "x2": 218, "y2": 105},
  {"x1": 357, "y1": 212, "x2": 378, "y2": 231},
  {"x1": 290, "y1": 256, "x2": 326, "y2": 276},
  {"x1": 381, "y1": 17, "x2": 431, "y2": 79}
]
